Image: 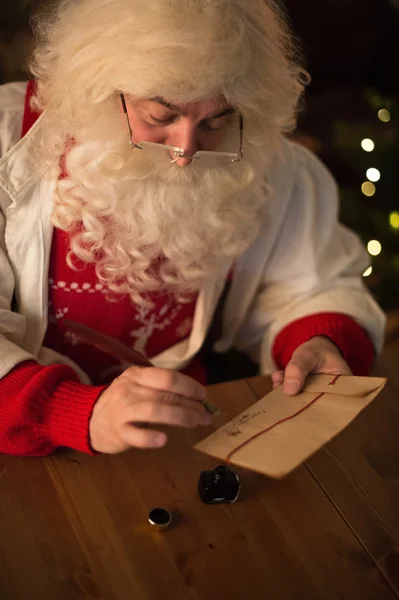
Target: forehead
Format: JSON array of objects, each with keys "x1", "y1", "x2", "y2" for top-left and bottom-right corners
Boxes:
[{"x1": 143, "y1": 95, "x2": 232, "y2": 117}]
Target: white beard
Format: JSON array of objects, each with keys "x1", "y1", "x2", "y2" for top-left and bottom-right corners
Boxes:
[{"x1": 52, "y1": 133, "x2": 268, "y2": 305}]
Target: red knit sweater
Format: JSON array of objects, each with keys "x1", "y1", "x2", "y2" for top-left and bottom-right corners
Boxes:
[{"x1": 0, "y1": 81, "x2": 375, "y2": 457}]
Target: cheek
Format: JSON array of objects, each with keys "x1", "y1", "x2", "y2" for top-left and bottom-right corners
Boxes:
[{"x1": 198, "y1": 130, "x2": 224, "y2": 151}]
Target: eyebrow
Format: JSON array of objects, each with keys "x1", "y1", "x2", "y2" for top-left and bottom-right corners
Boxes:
[{"x1": 150, "y1": 96, "x2": 236, "y2": 119}]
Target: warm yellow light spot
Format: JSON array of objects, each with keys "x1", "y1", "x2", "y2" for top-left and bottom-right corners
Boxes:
[
  {"x1": 367, "y1": 240, "x2": 382, "y2": 256},
  {"x1": 378, "y1": 108, "x2": 391, "y2": 123},
  {"x1": 389, "y1": 212, "x2": 399, "y2": 229},
  {"x1": 363, "y1": 266, "x2": 373, "y2": 277},
  {"x1": 361, "y1": 181, "x2": 376, "y2": 196},
  {"x1": 361, "y1": 138, "x2": 375, "y2": 152},
  {"x1": 366, "y1": 168, "x2": 380, "y2": 182}
]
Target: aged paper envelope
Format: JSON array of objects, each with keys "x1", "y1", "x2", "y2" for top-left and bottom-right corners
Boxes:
[{"x1": 194, "y1": 374, "x2": 387, "y2": 479}]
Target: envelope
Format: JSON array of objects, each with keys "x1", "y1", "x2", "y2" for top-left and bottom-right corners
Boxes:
[{"x1": 194, "y1": 373, "x2": 387, "y2": 479}]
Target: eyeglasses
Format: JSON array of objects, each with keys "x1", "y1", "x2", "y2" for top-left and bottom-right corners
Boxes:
[{"x1": 120, "y1": 93, "x2": 243, "y2": 168}]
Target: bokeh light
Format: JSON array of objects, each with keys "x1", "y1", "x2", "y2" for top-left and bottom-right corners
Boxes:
[
  {"x1": 361, "y1": 182, "x2": 376, "y2": 197},
  {"x1": 363, "y1": 266, "x2": 373, "y2": 277},
  {"x1": 378, "y1": 109, "x2": 391, "y2": 123},
  {"x1": 367, "y1": 240, "x2": 382, "y2": 256},
  {"x1": 366, "y1": 168, "x2": 380, "y2": 182},
  {"x1": 361, "y1": 138, "x2": 375, "y2": 152}
]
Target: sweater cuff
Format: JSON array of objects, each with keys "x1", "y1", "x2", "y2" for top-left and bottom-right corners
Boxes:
[
  {"x1": 9, "y1": 361, "x2": 106, "y2": 455},
  {"x1": 271, "y1": 312, "x2": 375, "y2": 376},
  {"x1": 39, "y1": 378, "x2": 107, "y2": 454}
]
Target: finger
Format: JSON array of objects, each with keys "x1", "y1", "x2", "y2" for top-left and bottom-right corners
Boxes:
[
  {"x1": 283, "y1": 349, "x2": 317, "y2": 396},
  {"x1": 119, "y1": 423, "x2": 168, "y2": 449},
  {"x1": 271, "y1": 370, "x2": 284, "y2": 389},
  {"x1": 331, "y1": 363, "x2": 352, "y2": 376},
  {"x1": 156, "y1": 390, "x2": 211, "y2": 419},
  {"x1": 123, "y1": 366, "x2": 206, "y2": 402},
  {"x1": 118, "y1": 383, "x2": 210, "y2": 419},
  {"x1": 126, "y1": 401, "x2": 212, "y2": 428}
]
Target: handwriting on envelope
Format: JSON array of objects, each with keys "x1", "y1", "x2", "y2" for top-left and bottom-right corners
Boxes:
[{"x1": 194, "y1": 374, "x2": 387, "y2": 479}]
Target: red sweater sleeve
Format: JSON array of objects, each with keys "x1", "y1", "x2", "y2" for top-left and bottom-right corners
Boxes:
[
  {"x1": 272, "y1": 312, "x2": 375, "y2": 376},
  {"x1": 0, "y1": 360, "x2": 106, "y2": 457}
]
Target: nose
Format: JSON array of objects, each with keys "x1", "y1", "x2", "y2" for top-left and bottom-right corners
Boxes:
[
  {"x1": 174, "y1": 153, "x2": 195, "y2": 167},
  {"x1": 167, "y1": 123, "x2": 199, "y2": 167}
]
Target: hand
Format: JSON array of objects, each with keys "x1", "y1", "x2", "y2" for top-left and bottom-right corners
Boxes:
[
  {"x1": 89, "y1": 366, "x2": 212, "y2": 453},
  {"x1": 271, "y1": 336, "x2": 352, "y2": 396}
]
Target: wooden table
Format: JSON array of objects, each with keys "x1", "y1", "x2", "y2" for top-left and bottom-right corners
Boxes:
[{"x1": 1, "y1": 344, "x2": 399, "y2": 600}]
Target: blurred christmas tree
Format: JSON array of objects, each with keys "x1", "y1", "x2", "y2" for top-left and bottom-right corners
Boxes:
[{"x1": 332, "y1": 92, "x2": 399, "y2": 309}]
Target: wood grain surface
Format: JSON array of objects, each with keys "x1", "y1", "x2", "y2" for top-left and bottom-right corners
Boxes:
[{"x1": 0, "y1": 351, "x2": 398, "y2": 600}]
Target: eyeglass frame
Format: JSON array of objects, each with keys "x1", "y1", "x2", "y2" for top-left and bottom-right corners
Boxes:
[{"x1": 119, "y1": 93, "x2": 244, "y2": 164}]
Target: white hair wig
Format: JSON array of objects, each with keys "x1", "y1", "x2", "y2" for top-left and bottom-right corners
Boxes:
[
  {"x1": 29, "y1": 0, "x2": 308, "y2": 304},
  {"x1": 31, "y1": 0, "x2": 307, "y2": 163}
]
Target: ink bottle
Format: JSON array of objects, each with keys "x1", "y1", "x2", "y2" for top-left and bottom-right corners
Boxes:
[{"x1": 198, "y1": 465, "x2": 240, "y2": 504}]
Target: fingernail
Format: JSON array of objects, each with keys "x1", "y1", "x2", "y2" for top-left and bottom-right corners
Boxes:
[
  {"x1": 154, "y1": 434, "x2": 167, "y2": 447},
  {"x1": 285, "y1": 380, "x2": 299, "y2": 395},
  {"x1": 201, "y1": 413, "x2": 213, "y2": 425}
]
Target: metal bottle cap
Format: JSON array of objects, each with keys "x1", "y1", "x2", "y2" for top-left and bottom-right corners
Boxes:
[{"x1": 148, "y1": 507, "x2": 172, "y2": 532}]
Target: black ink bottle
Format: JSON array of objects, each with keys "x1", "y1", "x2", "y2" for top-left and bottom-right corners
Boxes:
[{"x1": 198, "y1": 465, "x2": 241, "y2": 504}]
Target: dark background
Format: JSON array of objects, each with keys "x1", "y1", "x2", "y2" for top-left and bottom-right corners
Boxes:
[{"x1": 1, "y1": 0, "x2": 399, "y2": 313}]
